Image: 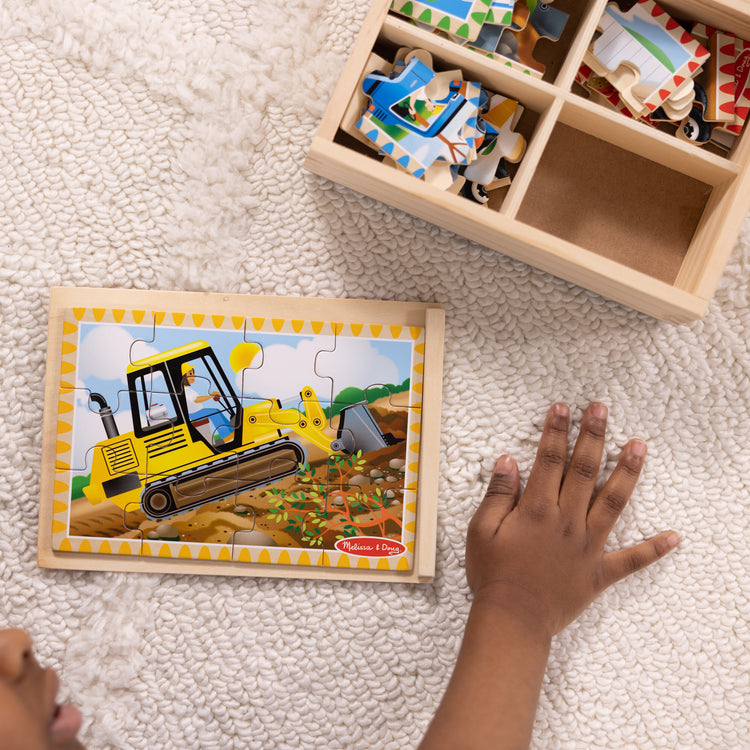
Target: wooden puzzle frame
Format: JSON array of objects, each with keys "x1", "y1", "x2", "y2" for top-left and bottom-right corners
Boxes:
[{"x1": 38, "y1": 287, "x2": 445, "y2": 583}]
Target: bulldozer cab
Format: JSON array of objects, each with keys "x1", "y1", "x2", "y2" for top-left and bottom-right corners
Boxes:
[{"x1": 128, "y1": 342, "x2": 242, "y2": 452}]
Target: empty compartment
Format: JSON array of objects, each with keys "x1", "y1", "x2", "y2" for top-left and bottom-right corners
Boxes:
[{"x1": 517, "y1": 123, "x2": 713, "y2": 283}]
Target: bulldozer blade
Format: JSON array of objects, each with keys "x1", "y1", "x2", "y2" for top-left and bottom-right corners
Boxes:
[{"x1": 333, "y1": 401, "x2": 399, "y2": 455}]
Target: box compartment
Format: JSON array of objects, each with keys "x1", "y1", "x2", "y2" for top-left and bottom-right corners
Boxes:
[{"x1": 517, "y1": 123, "x2": 712, "y2": 283}]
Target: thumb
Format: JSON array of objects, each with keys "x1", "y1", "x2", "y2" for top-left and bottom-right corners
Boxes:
[{"x1": 468, "y1": 455, "x2": 520, "y2": 537}]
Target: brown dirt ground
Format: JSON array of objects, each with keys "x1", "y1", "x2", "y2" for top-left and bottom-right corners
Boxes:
[{"x1": 68, "y1": 398, "x2": 411, "y2": 550}]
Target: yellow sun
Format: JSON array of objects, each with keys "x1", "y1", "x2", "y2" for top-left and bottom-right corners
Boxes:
[{"x1": 229, "y1": 342, "x2": 261, "y2": 372}]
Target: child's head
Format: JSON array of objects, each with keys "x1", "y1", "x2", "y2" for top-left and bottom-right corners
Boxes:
[{"x1": 0, "y1": 629, "x2": 84, "y2": 749}]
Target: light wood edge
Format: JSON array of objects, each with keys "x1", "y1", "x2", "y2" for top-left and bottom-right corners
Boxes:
[
  {"x1": 661, "y1": 0, "x2": 750, "y2": 40},
  {"x1": 501, "y1": 98, "x2": 563, "y2": 218},
  {"x1": 44, "y1": 286, "x2": 440, "y2": 327},
  {"x1": 413, "y1": 307, "x2": 445, "y2": 579},
  {"x1": 558, "y1": 94, "x2": 741, "y2": 186},
  {"x1": 553, "y1": 0, "x2": 609, "y2": 90},
  {"x1": 676, "y1": 164, "x2": 750, "y2": 295},
  {"x1": 306, "y1": 137, "x2": 707, "y2": 322},
  {"x1": 37, "y1": 292, "x2": 65, "y2": 568},
  {"x1": 37, "y1": 287, "x2": 445, "y2": 584},
  {"x1": 314, "y1": 0, "x2": 392, "y2": 142}
]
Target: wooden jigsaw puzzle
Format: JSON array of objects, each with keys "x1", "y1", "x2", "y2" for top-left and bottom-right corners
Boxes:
[{"x1": 39, "y1": 288, "x2": 444, "y2": 582}]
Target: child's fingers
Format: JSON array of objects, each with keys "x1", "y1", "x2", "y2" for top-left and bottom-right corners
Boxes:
[
  {"x1": 559, "y1": 403, "x2": 607, "y2": 520},
  {"x1": 586, "y1": 439, "x2": 646, "y2": 546},
  {"x1": 600, "y1": 531, "x2": 680, "y2": 587},
  {"x1": 469, "y1": 455, "x2": 520, "y2": 537},
  {"x1": 521, "y1": 403, "x2": 569, "y2": 514}
]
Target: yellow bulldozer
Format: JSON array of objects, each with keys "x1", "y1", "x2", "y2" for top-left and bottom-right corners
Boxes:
[{"x1": 82, "y1": 340, "x2": 397, "y2": 519}]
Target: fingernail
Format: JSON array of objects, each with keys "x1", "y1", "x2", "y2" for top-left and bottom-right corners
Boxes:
[
  {"x1": 665, "y1": 532, "x2": 680, "y2": 549},
  {"x1": 552, "y1": 402, "x2": 569, "y2": 417},
  {"x1": 630, "y1": 439, "x2": 647, "y2": 458},
  {"x1": 494, "y1": 454, "x2": 514, "y2": 474},
  {"x1": 549, "y1": 403, "x2": 569, "y2": 428},
  {"x1": 590, "y1": 402, "x2": 607, "y2": 420}
]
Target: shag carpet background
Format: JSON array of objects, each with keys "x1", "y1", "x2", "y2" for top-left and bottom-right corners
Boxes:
[{"x1": 0, "y1": 1, "x2": 748, "y2": 748}]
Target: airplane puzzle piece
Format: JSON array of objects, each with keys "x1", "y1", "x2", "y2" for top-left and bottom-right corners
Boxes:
[
  {"x1": 585, "y1": 0, "x2": 709, "y2": 117},
  {"x1": 357, "y1": 55, "x2": 483, "y2": 177},
  {"x1": 353, "y1": 47, "x2": 528, "y2": 202}
]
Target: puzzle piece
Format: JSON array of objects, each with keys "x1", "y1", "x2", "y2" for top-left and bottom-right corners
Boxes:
[
  {"x1": 353, "y1": 47, "x2": 527, "y2": 204},
  {"x1": 482, "y1": 0, "x2": 570, "y2": 77},
  {"x1": 389, "y1": 0, "x2": 494, "y2": 42},
  {"x1": 692, "y1": 26, "x2": 750, "y2": 150},
  {"x1": 357, "y1": 55, "x2": 484, "y2": 176},
  {"x1": 704, "y1": 31, "x2": 737, "y2": 122},
  {"x1": 585, "y1": 0, "x2": 709, "y2": 117},
  {"x1": 676, "y1": 81, "x2": 713, "y2": 144},
  {"x1": 457, "y1": 92, "x2": 526, "y2": 203},
  {"x1": 486, "y1": 0, "x2": 514, "y2": 28}
]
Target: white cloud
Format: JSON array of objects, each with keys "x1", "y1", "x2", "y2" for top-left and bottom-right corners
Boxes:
[
  {"x1": 236, "y1": 337, "x2": 400, "y2": 406},
  {"x1": 78, "y1": 325, "x2": 159, "y2": 382}
]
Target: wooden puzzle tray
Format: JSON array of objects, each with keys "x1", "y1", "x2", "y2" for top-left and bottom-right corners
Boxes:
[
  {"x1": 305, "y1": 0, "x2": 750, "y2": 323},
  {"x1": 38, "y1": 287, "x2": 444, "y2": 582}
]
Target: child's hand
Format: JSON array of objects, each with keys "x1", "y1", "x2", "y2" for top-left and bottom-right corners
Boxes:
[{"x1": 466, "y1": 402, "x2": 679, "y2": 639}]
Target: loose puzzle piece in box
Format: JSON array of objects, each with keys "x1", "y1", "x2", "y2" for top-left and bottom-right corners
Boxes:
[
  {"x1": 356, "y1": 53, "x2": 483, "y2": 176},
  {"x1": 389, "y1": 0, "x2": 494, "y2": 42},
  {"x1": 352, "y1": 47, "x2": 526, "y2": 203},
  {"x1": 585, "y1": 0, "x2": 709, "y2": 118},
  {"x1": 691, "y1": 25, "x2": 750, "y2": 150},
  {"x1": 704, "y1": 31, "x2": 737, "y2": 122},
  {"x1": 469, "y1": 0, "x2": 570, "y2": 78},
  {"x1": 41, "y1": 289, "x2": 444, "y2": 581},
  {"x1": 486, "y1": 0, "x2": 514, "y2": 28}
]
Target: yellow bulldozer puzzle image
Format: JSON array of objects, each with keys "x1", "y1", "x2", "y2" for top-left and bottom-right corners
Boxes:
[{"x1": 83, "y1": 339, "x2": 399, "y2": 520}]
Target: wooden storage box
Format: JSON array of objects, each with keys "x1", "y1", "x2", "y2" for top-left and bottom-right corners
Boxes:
[{"x1": 305, "y1": 0, "x2": 750, "y2": 323}]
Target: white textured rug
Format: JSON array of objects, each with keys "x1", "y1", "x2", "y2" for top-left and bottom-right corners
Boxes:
[{"x1": 1, "y1": 1, "x2": 749, "y2": 748}]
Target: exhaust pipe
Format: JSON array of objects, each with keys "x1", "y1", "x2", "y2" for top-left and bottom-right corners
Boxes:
[{"x1": 89, "y1": 393, "x2": 120, "y2": 439}]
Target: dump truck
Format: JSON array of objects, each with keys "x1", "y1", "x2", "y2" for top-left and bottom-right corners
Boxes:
[{"x1": 82, "y1": 340, "x2": 397, "y2": 519}]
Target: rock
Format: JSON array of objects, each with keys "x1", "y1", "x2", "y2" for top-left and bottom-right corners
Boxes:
[
  {"x1": 155, "y1": 524, "x2": 180, "y2": 540},
  {"x1": 146, "y1": 530, "x2": 160, "y2": 540},
  {"x1": 232, "y1": 530, "x2": 278, "y2": 547},
  {"x1": 389, "y1": 459, "x2": 406, "y2": 471},
  {"x1": 385, "y1": 490, "x2": 397, "y2": 500},
  {"x1": 386, "y1": 475, "x2": 398, "y2": 483},
  {"x1": 348, "y1": 475, "x2": 368, "y2": 486},
  {"x1": 369, "y1": 468, "x2": 384, "y2": 478}
]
